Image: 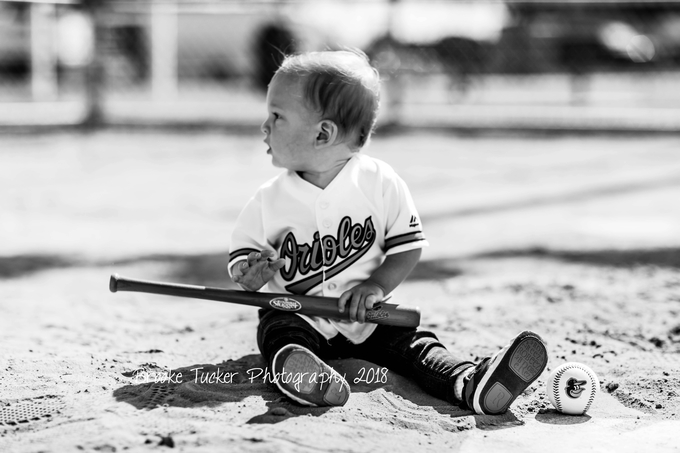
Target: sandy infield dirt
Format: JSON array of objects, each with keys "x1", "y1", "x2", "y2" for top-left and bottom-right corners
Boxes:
[{"x1": 1, "y1": 131, "x2": 679, "y2": 452}]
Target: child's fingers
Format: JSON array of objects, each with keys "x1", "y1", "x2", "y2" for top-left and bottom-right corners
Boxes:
[
  {"x1": 233, "y1": 274, "x2": 256, "y2": 291},
  {"x1": 357, "y1": 300, "x2": 366, "y2": 324},
  {"x1": 270, "y1": 258, "x2": 286, "y2": 272},
  {"x1": 258, "y1": 259, "x2": 285, "y2": 281},
  {"x1": 231, "y1": 260, "x2": 248, "y2": 277},
  {"x1": 358, "y1": 294, "x2": 377, "y2": 324},
  {"x1": 365, "y1": 294, "x2": 377, "y2": 310},
  {"x1": 338, "y1": 291, "x2": 351, "y2": 313},
  {"x1": 251, "y1": 260, "x2": 274, "y2": 277},
  {"x1": 247, "y1": 251, "x2": 261, "y2": 267},
  {"x1": 260, "y1": 249, "x2": 278, "y2": 260},
  {"x1": 348, "y1": 293, "x2": 362, "y2": 323}
]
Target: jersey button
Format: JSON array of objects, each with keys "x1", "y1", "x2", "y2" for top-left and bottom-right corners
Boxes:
[
  {"x1": 328, "y1": 283, "x2": 337, "y2": 290},
  {"x1": 323, "y1": 218, "x2": 332, "y2": 228},
  {"x1": 320, "y1": 201, "x2": 329, "y2": 209}
]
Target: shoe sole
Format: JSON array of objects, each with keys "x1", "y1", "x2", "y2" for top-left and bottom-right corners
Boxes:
[
  {"x1": 273, "y1": 346, "x2": 350, "y2": 407},
  {"x1": 474, "y1": 333, "x2": 548, "y2": 415}
]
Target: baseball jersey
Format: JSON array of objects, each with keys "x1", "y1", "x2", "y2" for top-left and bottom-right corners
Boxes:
[{"x1": 228, "y1": 153, "x2": 428, "y2": 344}]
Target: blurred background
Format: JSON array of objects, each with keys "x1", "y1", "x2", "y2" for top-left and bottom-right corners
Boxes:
[
  {"x1": 1, "y1": 0, "x2": 679, "y2": 131},
  {"x1": 2, "y1": 4, "x2": 680, "y2": 446},
  {"x1": 2, "y1": 0, "x2": 680, "y2": 279}
]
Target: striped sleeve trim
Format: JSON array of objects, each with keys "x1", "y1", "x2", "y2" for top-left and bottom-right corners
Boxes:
[
  {"x1": 229, "y1": 248, "x2": 261, "y2": 262},
  {"x1": 385, "y1": 231, "x2": 426, "y2": 251}
]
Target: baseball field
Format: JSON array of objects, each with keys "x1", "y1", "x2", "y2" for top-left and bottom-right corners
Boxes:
[{"x1": 1, "y1": 130, "x2": 679, "y2": 452}]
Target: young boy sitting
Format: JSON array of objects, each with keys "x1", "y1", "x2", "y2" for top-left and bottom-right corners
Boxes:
[{"x1": 228, "y1": 49, "x2": 548, "y2": 414}]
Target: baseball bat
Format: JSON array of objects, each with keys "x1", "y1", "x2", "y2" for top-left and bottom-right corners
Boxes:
[{"x1": 109, "y1": 274, "x2": 420, "y2": 328}]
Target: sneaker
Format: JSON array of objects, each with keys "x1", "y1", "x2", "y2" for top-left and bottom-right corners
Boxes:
[
  {"x1": 463, "y1": 330, "x2": 548, "y2": 415},
  {"x1": 272, "y1": 344, "x2": 350, "y2": 407}
]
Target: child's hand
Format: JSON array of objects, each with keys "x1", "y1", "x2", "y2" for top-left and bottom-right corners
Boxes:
[
  {"x1": 232, "y1": 250, "x2": 285, "y2": 292},
  {"x1": 338, "y1": 281, "x2": 385, "y2": 324}
]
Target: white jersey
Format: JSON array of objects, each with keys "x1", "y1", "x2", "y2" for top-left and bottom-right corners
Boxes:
[{"x1": 228, "y1": 153, "x2": 428, "y2": 343}]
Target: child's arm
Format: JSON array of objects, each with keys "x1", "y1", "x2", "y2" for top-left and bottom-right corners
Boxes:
[
  {"x1": 338, "y1": 248, "x2": 421, "y2": 324},
  {"x1": 231, "y1": 250, "x2": 285, "y2": 292}
]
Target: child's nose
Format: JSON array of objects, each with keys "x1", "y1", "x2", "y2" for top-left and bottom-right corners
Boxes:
[{"x1": 261, "y1": 120, "x2": 269, "y2": 135}]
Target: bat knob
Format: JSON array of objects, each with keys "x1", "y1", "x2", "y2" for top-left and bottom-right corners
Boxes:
[{"x1": 109, "y1": 274, "x2": 120, "y2": 293}]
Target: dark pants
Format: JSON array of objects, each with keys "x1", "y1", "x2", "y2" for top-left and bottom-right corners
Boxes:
[{"x1": 257, "y1": 310, "x2": 474, "y2": 405}]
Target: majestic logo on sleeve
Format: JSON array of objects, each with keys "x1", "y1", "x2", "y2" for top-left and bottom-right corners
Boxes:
[{"x1": 280, "y1": 216, "x2": 376, "y2": 294}]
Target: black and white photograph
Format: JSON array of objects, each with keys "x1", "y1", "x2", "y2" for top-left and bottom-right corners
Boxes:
[{"x1": 1, "y1": 0, "x2": 679, "y2": 451}]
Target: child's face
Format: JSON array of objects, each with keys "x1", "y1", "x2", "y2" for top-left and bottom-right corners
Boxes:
[{"x1": 261, "y1": 74, "x2": 321, "y2": 171}]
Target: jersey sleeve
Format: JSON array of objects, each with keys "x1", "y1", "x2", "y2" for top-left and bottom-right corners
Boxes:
[
  {"x1": 383, "y1": 173, "x2": 429, "y2": 256},
  {"x1": 228, "y1": 191, "x2": 268, "y2": 277}
]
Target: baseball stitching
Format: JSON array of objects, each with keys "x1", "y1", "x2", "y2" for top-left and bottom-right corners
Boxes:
[
  {"x1": 552, "y1": 366, "x2": 566, "y2": 411},
  {"x1": 552, "y1": 364, "x2": 598, "y2": 415},
  {"x1": 582, "y1": 366, "x2": 597, "y2": 413}
]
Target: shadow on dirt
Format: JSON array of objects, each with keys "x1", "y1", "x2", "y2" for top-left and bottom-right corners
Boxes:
[
  {"x1": 3, "y1": 246, "x2": 679, "y2": 281},
  {"x1": 0, "y1": 254, "x2": 77, "y2": 279},
  {"x1": 473, "y1": 247, "x2": 680, "y2": 269},
  {"x1": 0, "y1": 251, "x2": 463, "y2": 282},
  {"x1": 112, "y1": 252, "x2": 238, "y2": 288},
  {"x1": 408, "y1": 258, "x2": 464, "y2": 281},
  {"x1": 112, "y1": 355, "x2": 521, "y2": 431},
  {"x1": 108, "y1": 252, "x2": 464, "y2": 285},
  {"x1": 535, "y1": 408, "x2": 591, "y2": 425},
  {"x1": 0, "y1": 252, "x2": 238, "y2": 287},
  {"x1": 113, "y1": 355, "x2": 284, "y2": 409},
  {"x1": 423, "y1": 174, "x2": 680, "y2": 220},
  {"x1": 113, "y1": 354, "x2": 336, "y2": 422}
]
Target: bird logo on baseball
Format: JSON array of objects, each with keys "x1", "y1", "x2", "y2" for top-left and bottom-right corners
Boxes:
[
  {"x1": 565, "y1": 377, "x2": 587, "y2": 398},
  {"x1": 547, "y1": 362, "x2": 599, "y2": 415}
]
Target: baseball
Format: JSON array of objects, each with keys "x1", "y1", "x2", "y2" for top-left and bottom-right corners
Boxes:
[{"x1": 547, "y1": 362, "x2": 599, "y2": 415}]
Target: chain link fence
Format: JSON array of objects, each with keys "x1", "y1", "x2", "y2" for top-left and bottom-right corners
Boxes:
[{"x1": 1, "y1": 0, "x2": 679, "y2": 131}]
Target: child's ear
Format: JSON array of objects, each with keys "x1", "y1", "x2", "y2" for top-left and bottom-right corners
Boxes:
[{"x1": 314, "y1": 120, "x2": 338, "y2": 149}]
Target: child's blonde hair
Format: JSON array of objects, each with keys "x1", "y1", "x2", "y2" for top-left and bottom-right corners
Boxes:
[{"x1": 275, "y1": 49, "x2": 381, "y2": 150}]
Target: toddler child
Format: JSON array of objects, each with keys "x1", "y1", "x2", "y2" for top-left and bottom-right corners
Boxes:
[{"x1": 228, "y1": 49, "x2": 547, "y2": 414}]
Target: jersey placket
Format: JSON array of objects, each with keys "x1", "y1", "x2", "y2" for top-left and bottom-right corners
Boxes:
[{"x1": 316, "y1": 193, "x2": 337, "y2": 296}]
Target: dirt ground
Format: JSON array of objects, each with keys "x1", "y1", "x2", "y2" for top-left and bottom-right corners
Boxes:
[{"x1": 1, "y1": 130, "x2": 679, "y2": 452}]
